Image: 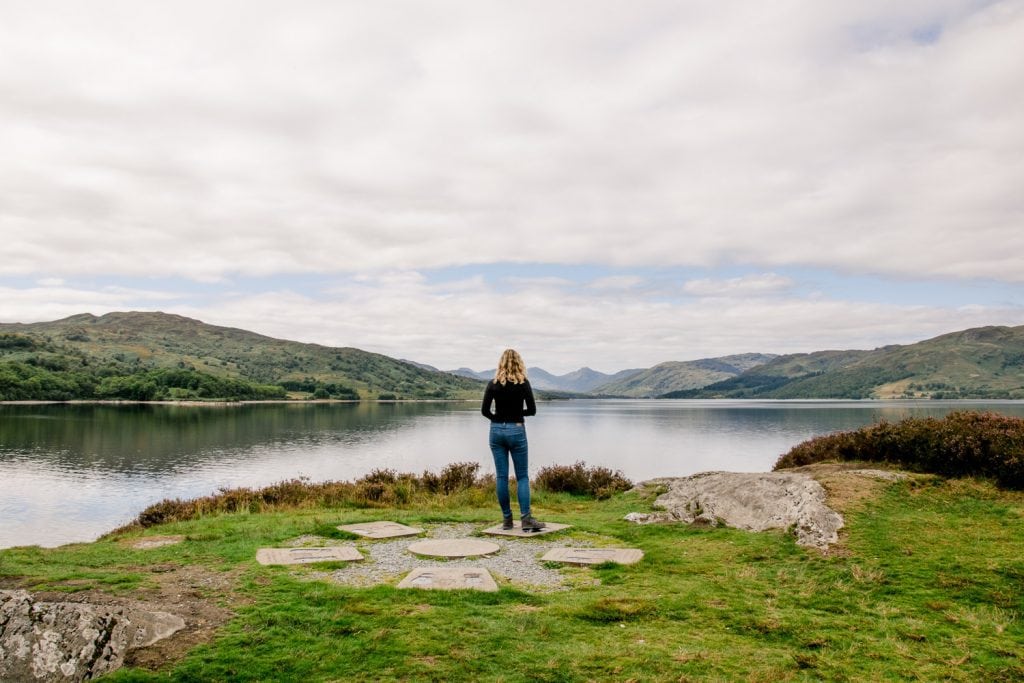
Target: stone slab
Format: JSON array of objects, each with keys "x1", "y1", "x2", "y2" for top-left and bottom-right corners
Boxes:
[
  {"x1": 128, "y1": 535, "x2": 184, "y2": 550},
  {"x1": 336, "y1": 521, "x2": 423, "y2": 539},
  {"x1": 541, "y1": 547, "x2": 644, "y2": 565},
  {"x1": 481, "y1": 522, "x2": 572, "y2": 537},
  {"x1": 406, "y1": 538, "x2": 500, "y2": 558},
  {"x1": 256, "y1": 547, "x2": 362, "y2": 565},
  {"x1": 397, "y1": 567, "x2": 498, "y2": 592}
]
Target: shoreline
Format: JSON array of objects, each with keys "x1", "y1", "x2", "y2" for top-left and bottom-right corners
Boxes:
[
  {"x1": 0, "y1": 398, "x2": 478, "y2": 406},
  {"x1": 4, "y1": 397, "x2": 1024, "y2": 407}
]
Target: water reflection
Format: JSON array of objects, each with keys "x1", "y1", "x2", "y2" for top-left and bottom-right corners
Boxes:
[{"x1": 2, "y1": 400, "x2": 1023, "y2": 549}]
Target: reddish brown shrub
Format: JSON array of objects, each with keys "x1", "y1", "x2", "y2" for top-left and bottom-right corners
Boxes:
[{"x1": 773, "y1": 411, "x2": 1024, "y2": 489}]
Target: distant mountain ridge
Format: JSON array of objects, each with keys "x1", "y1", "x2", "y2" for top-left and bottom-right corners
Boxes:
[
  {"x1": 666, "y1": 326, "x2": 1024, "y2": 400},
  {"x1": 3, "y1": 312, "x2": 1022, "y2": 401},
  {"x1": 447, "y1": 365, "x2": 645, "y2": 393},
  {"x1": 593, "y1": 353, "x2": 777, "y2": 397}
]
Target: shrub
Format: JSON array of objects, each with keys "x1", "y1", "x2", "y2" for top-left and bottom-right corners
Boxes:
[
  {"x1": 438, "y1": 462, "x2": 480, "y2": 494},
  {"x1": 773, "y1": 411, "x2": 1024, "y2": 489},
  {"x1": 125, "y1": 460, "x2": 631, "y2": 530},
  {"x1": 535, "y1": 461, "x2": 632, "y2": 498}
]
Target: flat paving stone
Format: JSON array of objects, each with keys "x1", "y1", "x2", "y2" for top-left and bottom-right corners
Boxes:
[
  {"x1": 397, "y1": 567, "x2": 498, "y2": 592},
  {"x1": 337, "y1": 521, "x2": 423, "y2": 539},
  {"x1": 128, "y1": 535, "x2": 184, "y2": 550},
  {"x1": 406, "y1": 538, "x2": 500, "y2": 558},
  {"x1": 541, "y1": 547, "x2": 644, "y2": 565},
  {"x1": 256, "y1": 547, "x2": 363, "y2": 565},
  {"x1": 481, "y1": 522, "x2": 571, "y2": 538}
]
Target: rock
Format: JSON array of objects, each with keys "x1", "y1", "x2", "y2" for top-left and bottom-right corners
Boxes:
[
  {"x1": 627, "y1": 471, "x2": 844, "y2": 549},
  {"x1": 0, "y1": 589, "x2": 185, "y2": 682}
]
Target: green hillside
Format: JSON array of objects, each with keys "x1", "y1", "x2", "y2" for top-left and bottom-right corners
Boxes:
[
  {"x1": 594, "y1": 353, "x2": 777, "y2": 398},
  {"x1": 0, "y1": 312, "x2": 484, "y2": 401},
  {"x1": 667, "y1": 326, "x2": 1024, "y2": 399}
]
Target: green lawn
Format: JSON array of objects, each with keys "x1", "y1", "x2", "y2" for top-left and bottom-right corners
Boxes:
[{"x1": 2, "y1": 477, "x2": 1022, "y2": 682}]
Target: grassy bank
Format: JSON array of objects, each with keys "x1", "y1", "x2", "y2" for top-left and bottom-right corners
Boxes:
[{"x1": 1, "y1": 471, "x2": 1022, "y2": 681}]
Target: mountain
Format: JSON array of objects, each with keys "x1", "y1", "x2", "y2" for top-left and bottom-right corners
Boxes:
[
  {"x1": 552, "y1": 367, "x2": 646, "y2": 393},
  {"x1": 594, "y1": 353, "x2": 778, "y2": 398},
  {"x1": 665, "y1": 326, "x2": 1024, "y2": 399},
  {"x1": 449, "y1": 367, "x2": 493, "y2": 382},
  {"x1": 0, "y1": 312, "x2": 485, "y2": 400},
  {"x1": 447, "y1": 366, "x2": 644, "y2": 393}
]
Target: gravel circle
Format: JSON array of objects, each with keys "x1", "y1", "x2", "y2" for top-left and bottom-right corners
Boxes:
[{"x1": 302, "y1": 523, "x2": 592, "y2": 591}]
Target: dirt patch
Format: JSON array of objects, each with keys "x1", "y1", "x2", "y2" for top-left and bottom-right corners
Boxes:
[{"x1": 790, "y1": 463, "x2": 913, "y2": 514}]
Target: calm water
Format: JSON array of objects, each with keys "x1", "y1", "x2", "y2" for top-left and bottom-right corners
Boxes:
[{"x1": 3, "y1": 399, "x2": 1024, "y2": 549}]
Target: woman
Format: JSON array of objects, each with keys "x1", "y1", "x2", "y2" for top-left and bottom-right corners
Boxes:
[{"x1": 481, "y1": 349, "x2": 545, "y2": 531}]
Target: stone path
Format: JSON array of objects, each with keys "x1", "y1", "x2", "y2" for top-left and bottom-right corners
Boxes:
[
  {"x1": 257, "y1": 520, "x2": 640, "y2": 592},
  {"x1": 318, "y1": 523, "x2": 595, "y2": 591}
]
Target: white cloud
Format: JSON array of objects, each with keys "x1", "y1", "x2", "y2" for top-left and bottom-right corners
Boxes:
[
  {"x1": 0, "y1": 1, "x2": 1021, "y2": 281},
  {"x1": 589, "y1": 276, "x2": 645, "y2": 291},
  {"x1": 0, "y1": 284, "x2": 181, "y2": 324},
  {"x1": 682, "y1": 274, "x2": 795, "y2": 298}
]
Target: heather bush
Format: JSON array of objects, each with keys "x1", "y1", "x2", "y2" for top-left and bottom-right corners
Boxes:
[
  {"x1": 128, "y1": 459, "x2": 631, "y2": 529},
  {"x1": 437, "y1": 461, "x2": 480, "y2": 493},
  {"x1": 131, "y1": 461, "x2": 492, "y2": 527},
  {"x1": 773, "y1": 411, "x2": 1024, "y2": 489},
  {"x1": 535, "y1": 461, "x2": 632, "y2": 498}
]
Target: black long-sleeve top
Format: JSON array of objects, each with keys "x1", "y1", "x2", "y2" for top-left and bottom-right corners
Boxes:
[{"x1": 480, "y1": 379, "x2": 537, "y2": 423}]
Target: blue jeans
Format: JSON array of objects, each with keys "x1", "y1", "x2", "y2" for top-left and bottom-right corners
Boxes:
[{"x1": 489, "y1": 422, "x2": 531, "y2": 518}]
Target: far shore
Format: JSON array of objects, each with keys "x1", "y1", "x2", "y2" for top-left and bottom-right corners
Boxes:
[{"x1": 0, "y1": 398, "x2": 479, "y2": 406}]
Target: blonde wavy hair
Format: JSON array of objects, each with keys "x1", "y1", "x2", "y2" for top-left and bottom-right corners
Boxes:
[{"x1": 494, "y1": 349, "x2": 527, "y2": 385}]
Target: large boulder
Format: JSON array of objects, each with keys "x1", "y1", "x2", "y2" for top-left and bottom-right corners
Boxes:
[
  {"x1": 0, "y1": 589, "x2": 185, "y2": 682},
  {"x1": 625, "y1": 471, "x2": 844, "y2": 549}
]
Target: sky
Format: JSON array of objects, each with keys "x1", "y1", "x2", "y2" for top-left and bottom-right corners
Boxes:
[{"x1": 2, "y1": 0, "x2": 1023, "y2": 374}]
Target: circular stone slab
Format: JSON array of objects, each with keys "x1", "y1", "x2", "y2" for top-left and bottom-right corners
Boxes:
[
  {"x1": 337, "y1": 521, "x2": 423, "y2": 539},
  {"x1": 406, "y1": 538, "x2": 500, "y2": 558}
]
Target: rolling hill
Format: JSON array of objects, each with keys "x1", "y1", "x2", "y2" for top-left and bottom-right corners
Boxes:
[
  {"x1": 3, "y1": 313, "x2": 1022, "y2": 402},
  {"x1": 665, "y1": 326, "x2": 1024, "y2": 399},
  {"x1": 0, "y1": 312, "x2": 485, "y2": 400},
  {"x1": 593, "y1": 353, "x2": 778, "y2": 398}
]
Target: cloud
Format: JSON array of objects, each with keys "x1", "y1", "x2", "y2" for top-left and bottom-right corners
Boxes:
[
  {"x1": 1, "y1": 1, "x2": 1022, "y2": 281},
  {"x1": 0, "y1": 283, "x2": 182, "y2": 324},
  {"x1": 589, "y1": 276, "x2": 645, "y2": 291},
  {"x1": 682, "y1": 274, "x2": 795, "y2": 298}
]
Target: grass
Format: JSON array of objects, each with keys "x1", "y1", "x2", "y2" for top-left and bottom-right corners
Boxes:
[{"x1": 2, "y1": 476, "x2": 1023, "y2": 681}]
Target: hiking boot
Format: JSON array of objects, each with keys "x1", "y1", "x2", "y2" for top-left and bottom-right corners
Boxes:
[
  {"x1": 502, "y1": 515, "x2": 514, "y2": 530},
  {"x1": 521, "y1": 515, "x2": 546, "y2": 532}
]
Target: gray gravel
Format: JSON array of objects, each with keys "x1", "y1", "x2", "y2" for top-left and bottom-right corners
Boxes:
[{"x1": 297, "y1": 523, "x2": 591, "y2": 591}]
